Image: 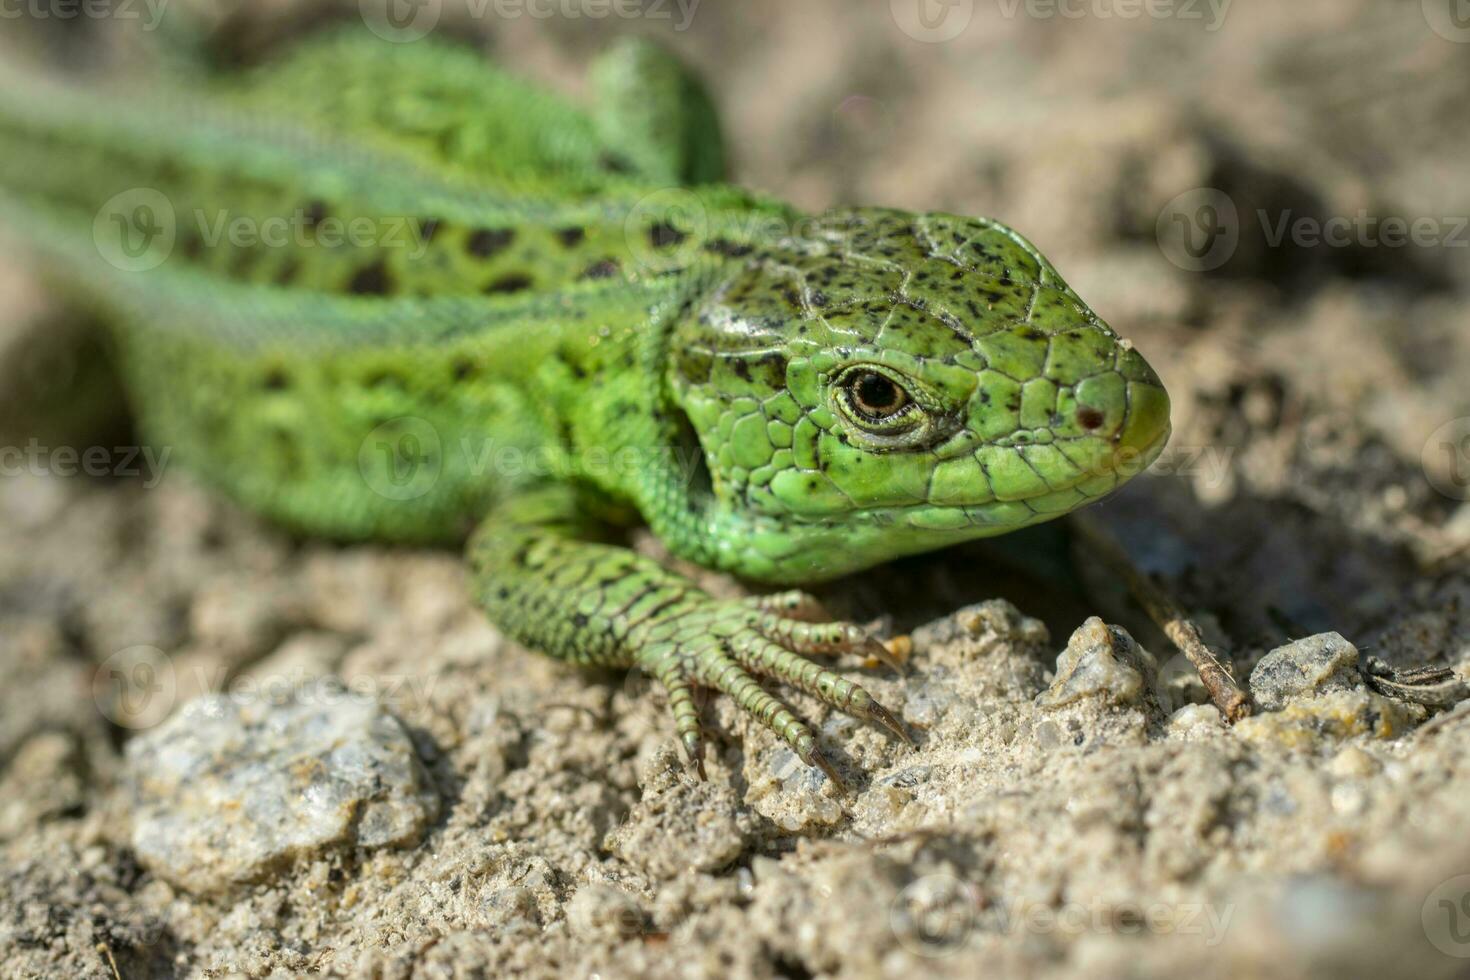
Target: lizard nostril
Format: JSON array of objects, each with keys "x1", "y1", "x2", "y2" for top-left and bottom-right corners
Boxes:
[{"x1": 1077, "y1": 407, "x2": 1105, "y2": 431}]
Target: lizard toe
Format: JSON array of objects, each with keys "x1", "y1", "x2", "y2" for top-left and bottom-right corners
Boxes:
[
  {"x1": 745, "y1": 590, "x2": 831, "y2": 622},
  {"x1": 656, "y1": 667, "x2": 708, "y2": 779},
  {"x1": 695, "y1": 650, "x2": 846, "y2": 791},
  {"x1": 750, "y1": 610, "x2": 907, "y2": 674},
  {"x1": 729, "y1": 632, "x2": 913, "y2": 747}
]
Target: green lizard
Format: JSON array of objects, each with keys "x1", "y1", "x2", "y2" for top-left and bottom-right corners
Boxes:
[{"x1": 0, "y1": 30, "x2": 1171, "y2": 783}]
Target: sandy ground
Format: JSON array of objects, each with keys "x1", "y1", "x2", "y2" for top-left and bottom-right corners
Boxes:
[{"x1": 3, "y1": 1, "x2": 1470, "y2": 977}]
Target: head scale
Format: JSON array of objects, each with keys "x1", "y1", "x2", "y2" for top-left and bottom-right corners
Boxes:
[{"x1": 668, "y1": 208, "x2": 1170, "y2": 583}]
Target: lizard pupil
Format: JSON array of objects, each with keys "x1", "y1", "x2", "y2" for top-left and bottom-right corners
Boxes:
[{"x1": 850, "y1": 372, "x2": 907, "y2": 419}]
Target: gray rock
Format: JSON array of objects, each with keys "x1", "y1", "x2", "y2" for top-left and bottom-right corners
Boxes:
[
  {"x1": 1250, "y1": 632, "x2": 1363, "y2": 711},
  {"x1": 910, "y1": 600, "x2": 1052, "y2": 704},
  {"x1": 910, "y1": 599, "x2": 1050, "y2": 658},
  {"x1": 1037, "y1": 617, "x2": 1156, "y2": 709},
  {"x1": 125, "y1": 688, "x2": 440, "y2": 894}
]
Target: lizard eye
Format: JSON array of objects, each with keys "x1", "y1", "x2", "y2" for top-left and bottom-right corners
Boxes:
[
  {"x1": 835, "y1": 367, "x2": 922, "y2": 435},
  {"x1": 830, "y1": 364, "x2": 955, "y2": 449},
  {"x1": 846, "y1": 371, "x2": 909, "y2": 420}
]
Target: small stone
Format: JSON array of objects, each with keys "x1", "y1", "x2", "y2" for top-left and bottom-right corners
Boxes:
[
  {"x1": 1234, "y1": 690, "x2": 1411, "y2": 747},
  {"x1": 1272, "y1": 875, "x2": 1387, "y2": 957},
  {"x1": 1330, "y1": 782, "x2": 1368, "y2": 816},
  {"x1": 1327, "y1": 745, "x2": 1380, "y2": 779},
  {"x1": 881, "y1": 634, "x2": 913, "y2": 669},
  {"x1": 871, "y1": 766, "x2": 933, "y2": 819},
  {"x1": 748, "y1": 746, "x2": 845, "y2": 829},
  {"x1": 900, "y1": 679, "x2": 955, "y2": 728},
  {"x1": 1168, "y1": 703, "x2": 1224, "y2": 734},
  {"x1": 1037, "y1": 618, "x2": 1155, "y2": 710},
  {"x1": 125, "y1": 688, "x2": 440, "y2": 894},
  {"x1": 1034, "y1": 719, "x2": 1062, "y2": 748},
  {"x1": 1250, "y1": 633, "x2": 1363, "y2": 711},
  {"x1": 912, "y1": 599, "x2": 1050, "y2": 657},
  {"x1": 876, "y1": 765, "x2": 933, "y2": 790}
]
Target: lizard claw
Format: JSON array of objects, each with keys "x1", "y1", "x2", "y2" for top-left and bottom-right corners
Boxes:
[
  {"x1": 801, "y1": 742, "x2": 850, "y2": 796},
  {"x1": 750, "y1": 604, "x2": 908, "y2": 676},
  {"x1": 682, "y1": 732, "x2": 708, "y2": 780},
  {"x1": 860, "y1": 634, "x2": 910, "y2": 676},
  {"x1": 638, "y1": 596, "x2": 912, "y2": 790},
  {"x1": 855, "y1": 696, "x2": 915, "y2": 747}
]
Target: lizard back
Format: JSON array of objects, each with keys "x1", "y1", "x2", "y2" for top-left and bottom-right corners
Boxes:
[{"x1": 0, "y1": 33, "x2": 782, "y2": 541}]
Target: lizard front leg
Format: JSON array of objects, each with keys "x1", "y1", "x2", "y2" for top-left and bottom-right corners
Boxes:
[{"x1": 467, "y1": 485, "x2": 910, "y2": 784}]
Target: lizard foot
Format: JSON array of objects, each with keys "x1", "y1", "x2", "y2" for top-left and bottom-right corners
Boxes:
[{"x1": 639, "y1": 595, "x2": 912, "y2": 789}]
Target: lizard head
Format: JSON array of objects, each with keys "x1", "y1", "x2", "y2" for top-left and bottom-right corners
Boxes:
[{"x1": 667, "y1": 208, "x2": 1170, "y2": 583}]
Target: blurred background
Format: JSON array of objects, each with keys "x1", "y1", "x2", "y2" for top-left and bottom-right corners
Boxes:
[{"x1": 2, "y1": 2, "x2": 1469, "y2": 977}]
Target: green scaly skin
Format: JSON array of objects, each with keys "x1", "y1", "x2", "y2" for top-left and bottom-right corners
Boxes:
[{"x1": 0, "y1": 31, "x2": 1171, "y2": 784}]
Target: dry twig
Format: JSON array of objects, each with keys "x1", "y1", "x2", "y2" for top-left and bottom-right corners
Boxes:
[{"x1": 1071, "y1": 513, "x2": 1251, "y2": 722}]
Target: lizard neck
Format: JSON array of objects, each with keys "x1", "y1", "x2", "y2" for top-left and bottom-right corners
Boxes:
[{"x1": 554, "y1": 265, "x2": 725, "y2": 566}]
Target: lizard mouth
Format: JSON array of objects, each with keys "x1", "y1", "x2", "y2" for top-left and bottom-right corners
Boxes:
[
  {"x1": 1106, "y1": 380, "x2": 1173, "y2": 474},
  {"x1": 833, "y1": 421, "x2": 1172, "y2": 530},
  {"x1": 1076, "y1": 411, "x2": 1172, "y2": 486}
]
